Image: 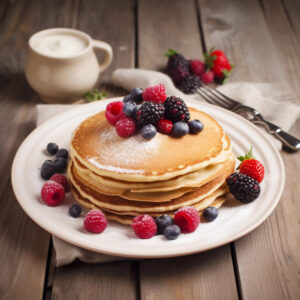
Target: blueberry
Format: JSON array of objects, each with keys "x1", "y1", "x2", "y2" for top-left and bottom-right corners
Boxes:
[
  {"x1": 164, "y1": 225, "x2": 181, "y2": 240},
  {"x1": 123, "y1": 101, "x2": 137, "y2": 118},
  {"x1": 130, "y1": 88, "x2": 143, "y2": 104},
  {"x1": 123, "y1": 95, "x2": 132, "y2": 103},
  {"x1": 41, "y1": 160, "x2": 55, "y2": 179},
  {"x1": 46, "y1": 142, "x2": 58, "y2": 155},
  {"x1": 69, "y1": 204, "x2": 82, "y2": 218},
  {"x1": 56, "y1": 149, "x2": 69, "y2": 159},
  {"x1": 54, "y1": 158, "x2": 67, "y2": 173},
  {"x1": 203, "y1": 206, "x2": 218, "y2": 221},
  {"x1": 171, "y1": 122, "x2": 189, "y2": 137},
  {"x1": 141, "y1": 124, "x2": 157, "y2": 140},
  {"x1": 155, "y1": 215, "x2": 173, "y2": 234},
  {"x1": 188, "y1": 119, "x2": 204, "y2": 134}
]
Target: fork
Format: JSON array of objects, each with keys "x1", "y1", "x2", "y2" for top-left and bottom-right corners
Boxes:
[{"x1": 197, "y1": 85, "x2": 300, "y2": 151}]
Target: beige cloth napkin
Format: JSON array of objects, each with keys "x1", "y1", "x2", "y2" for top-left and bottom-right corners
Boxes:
[{"x1": 37, "y1": 69, "x2": 300, "y2": 266}]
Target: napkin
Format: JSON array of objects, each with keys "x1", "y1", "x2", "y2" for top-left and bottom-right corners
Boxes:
[{"x1": 37, "y1": 69, "x2": 300, "y2": 266}]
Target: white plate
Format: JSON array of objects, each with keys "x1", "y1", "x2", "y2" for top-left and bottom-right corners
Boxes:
[{"x1": 11, "y1": 99, "x2": 285, "y2": 258}]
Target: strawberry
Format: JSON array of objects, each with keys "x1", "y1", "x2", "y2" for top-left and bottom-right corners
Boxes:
[
  {"x1": 237, "y1": 147, "x2": 265, "y2": 183},
  {"x1": 210, "y1": 49, "x2": 227, "y2": 59}
]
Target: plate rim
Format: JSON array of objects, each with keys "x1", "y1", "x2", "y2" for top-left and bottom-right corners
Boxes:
[{"x1": 11, "y1": 98, "x2": 285, "y2": 258}]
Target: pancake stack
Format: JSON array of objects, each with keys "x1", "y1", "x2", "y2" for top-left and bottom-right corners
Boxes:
[{"x1": 68, "y1": 107, "x2": 235, "y2": 225}]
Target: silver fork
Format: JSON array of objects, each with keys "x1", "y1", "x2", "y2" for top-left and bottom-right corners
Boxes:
[{"x1": 197, "y1": 85, "x2": 300, "y2": 151}]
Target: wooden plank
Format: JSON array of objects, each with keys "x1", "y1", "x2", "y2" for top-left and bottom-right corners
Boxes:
[
  {"x1": 0, "y1": 1, "x2": 81, "y2": 299},
  {"x1": 50, "y1": 1, "x2": 137, "y2": 299},
  {"x1": 51, "y1": 261, "x2": 137, "y2": 300},
  {"x1": 138, "y1": 1, "x2": 239, "y2": 299},
  {"x1": 199, "y1": 0, "x2": 300, "y2": 299},
  {"x1": 282, "y1": 0, "x2": 300, "y2": 40}
]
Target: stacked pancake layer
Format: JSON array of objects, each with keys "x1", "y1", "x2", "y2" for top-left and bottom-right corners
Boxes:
[{"x1": 68, "y1": 107, "x2": 235, "y2": 224}]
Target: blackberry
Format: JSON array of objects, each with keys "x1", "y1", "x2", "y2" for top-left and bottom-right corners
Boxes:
[
  {"x1": 178, "y1": 75, "x2": 202, "y2": 94},
  {"x1": 226, "y1": 173, "x2": 261, "y2": 203},
  {"x1": 166, "y1": 49, "x2": 189, "y2": 72},
  {"x1": 135, "y1": 102, "x2": 164, "y2": 127},
  {"x1": 163, "y1": 96, "x2": 190, "y2": 123}
]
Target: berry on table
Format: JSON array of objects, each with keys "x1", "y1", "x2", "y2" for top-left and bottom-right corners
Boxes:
[
  {"x1": 130, "y1": 88, "x2": 143, "y2": 104},
  {"x1": 164, "y1": 224, "x2": 181, "y2": 240},
  {"x1": 189, "y1": 59, "x2": 205, "y2": 77},
  {"x1": 202, "y1": 206, "x2": 218, "y2": 222},
  {"x1": 163, "y1": 96, "x2": 190, "y2": 123},
  {"x1": 105, "y1": 101, "x2": 124, "y2": 126},
  {"x1": 115, "y1": 117, "x2": 136, "y2": 137},
  {"x1": 169, "y1": 67, "x2": 190, "y2": 85},
  {"x1": 84, "y1": 210, "x2": 107, "y2": 233},
  {"x1": 226, "y1": 173, "x2": 261, "y2": 203},
  {"x1": 165, "y1": 49, "x2": 189, "y2": 74},
  {"x1": 142, "y1": 84, "x2": 167, "y2": 104},
  {"x1": 135, "y1": 101, "x2": 165, "y2": 128},
  {"x1": 69, "y1": 204, "x2": 82, "y2": 218},
  {"x1": 56, "y1": 149, "x2": 69, "y2": 160},
  {"x1": 41, "y1": 160, "x2": 55, "y2": 180},
  {"x1": 132, "y1": 215, "x2": 157, "y2": 239},
  {"x1": 201, "y1": 71, "x2": 214, "y2": 85},
  {"x1": 41, "y1": 180, "x2": 65, "y2": 206},
  {"x1": 174, "y1": 206, "x2": 200, "y2": 233},
  {"x1": 157, "y1": 119, "x2": 173, "y2": 134},
  {"x1": 123, "y1": 101, "x2": 137, "y2": 118},
  {"x1": 155, "y1": 215, "x2": 173, "y2": 234},
  {"x1": 178, "y1": 75, "x2": 201, "y2": 94},
  {"x1": 54, "y1": 158, "x2": 68, "y2": 173},
  {"x1": 171, "y1": 122, "x2": 189, "y2": 138},
  {"x1": 50, "y1": 174, "x2": 69, "y2": 192},
  {"x1": 141, "y1": 124, "x2": 157, "y2": 140},
  {"x1": 188, "y1": 119, "x2": 204, "y2": 134},
  {"x1": 46, "y1": 142, "x2": 58, "y2": 155},
  {"x1": 238, "y1": 147, "x2": 265, "y2": 183}
]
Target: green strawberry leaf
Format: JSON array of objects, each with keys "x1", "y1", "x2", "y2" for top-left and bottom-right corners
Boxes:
[
  {"x1": 84, "y1": 90, "x2": 107, "y2": 102},
  {"x1": 164, "y1": 49, "x2": 178, "y2": 58},
  {"x1": 204, "y1": 54, "x2": 217, "y2": 70},
  {"x1": 236, "y1": 146, "x2": 255, "y2": 169}
]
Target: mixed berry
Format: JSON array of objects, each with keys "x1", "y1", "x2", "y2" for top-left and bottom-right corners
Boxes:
[
  {"x1": 105, "y1": 84, "x2": 204, "y2": 139},
  {"x1": 165, "y1": 48, "x2": 234, "y2": 94}
]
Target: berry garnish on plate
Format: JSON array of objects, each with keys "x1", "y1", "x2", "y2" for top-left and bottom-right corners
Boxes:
[
  {"x1": 84, "y1": 210, "x2": 107, "y2": 233},
  {"x1": 171, "y1": 122, "x2": 189, "y2": 138},
  {"x1": 142, "y1": 84, "x2": 167, "y2": 104},
  {"x1": 202, "y1": 206, "x2": 218, "y2": 222},
  {"x1": 123, "y1": 101, "x2": 137, "y2": 118},
  {"x1": 53, "y1": 157, "x2": 68, "y2": 173},
  {"x1": 188, "y1": 119, "x2": 204, "y2": 134},
  {"x1": 69, "y1": 204, "x2": 82, "y2": 218},
  {"x1": 50, "y1": 174, "x2": 69, "y2": 192},
  {"x1": 155, "y1": 214, "x2": 173, "y2": 234},
  {"x1": 105, "y1": 101, "x2": 124, "y2": 126},
  {"x1": 164, "y1": 224, "x2": 181, "y2": 240},
  {"x1": 41, "y1": 160, "x2": 55, "y2": 180},
  {"x1": 164, "y1": 96, "x2": 190, "y2": 123},
  {"x1": 41, "y1": 180, "x2": 65, "y2": 206},
  {"x1": 56, "y1": 149, "x2": 69, "y2": 159},
  {"x1": 130, "y1": 88, "x2": 143, "y2": 104},
  {"x1": 237, "y1": 147, "x2": 265, "y2": 183},
  {"x1": 115, "y1": 117, "x2": 136, "y2": 137},
  {"x1": 46, "y1": 142, "x2": 58, "y2": 155},
  {"x1": 132, "y1": 215, "x2": 157, "y2": 239},
  {"x1": 135, "y1": 101, "x2": 165, "y2": 128},
  {"x1": 226, "y1": 173, "x2": 261, "y2": 203},
  {"x1": 157, "y1": 119, "x2": 173, "y2": 134},
  {"x1": 174, "y1": 206, "x2": 200, "y2": 233},
  {"x1": 141, "y1": 124, "x2": 157, "y2": 140}
]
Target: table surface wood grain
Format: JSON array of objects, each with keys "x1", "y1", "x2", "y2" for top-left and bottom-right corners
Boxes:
[{"x1": 0, "y1": 0, "x2": 299, "y2": 299}]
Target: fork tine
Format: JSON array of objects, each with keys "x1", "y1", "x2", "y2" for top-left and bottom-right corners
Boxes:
[
  {"x1": 201, "y1": 86, "x2": 235, "y2": 107},
  {"x1": 196, "y1": 89, "x2": 219, "y2": 106},
  {"x1": 204, "y1": 85, "x2": 239, "y2": 106},
  {"x1": 197, "y1": 88, "x2": 230, "y2": 109}
]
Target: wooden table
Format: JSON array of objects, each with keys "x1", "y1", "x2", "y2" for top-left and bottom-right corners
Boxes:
[{"x1": 1, "y1": 0, "x2": 299, "y2": 299}]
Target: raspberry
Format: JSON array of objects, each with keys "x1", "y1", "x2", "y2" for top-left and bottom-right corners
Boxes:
[
  {"x1": 157, "y1": 118, "x2": 173, "y2": 134},
  {"x1": 189, "y1": 59, "x2": 205, "y2": 77},
  {"x1": 41, "y1": 180, "x2": 65, "y2": 206},
  {"x1": 105, "y1": 101, "x2": 124, "y2": 126},
  {"x1": 201, "y1": 71, "x2": 214, "y2": 85},
  {"x1": 135, "y1": 102, "x2": 165, "y2": 127},
  {"x1": 163, "y1": 96, "x2": 190, "y2": 123},
  {"x1": 142, "y1": 84, "x2": 167, "y2": 104},
  {"x1": 115, "y1": 117, "x2": 136, "y2": 137},
  {"x1": 174, "y1": 206, "x2": 200, "y2": 233},
  {"x1": 84, "y1": 210, "x2": 107, "y2": 233},
  {"x1": 50, "y1": 174, "x2": 69, "y2": 192},
  {"x1": 132, "y1": 215, "x2": 157, "y2": 239}
]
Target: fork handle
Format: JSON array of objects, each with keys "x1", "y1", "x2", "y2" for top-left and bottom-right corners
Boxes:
[{"x1": 252, "y1": 119, "x2": 300, "y2": 151}]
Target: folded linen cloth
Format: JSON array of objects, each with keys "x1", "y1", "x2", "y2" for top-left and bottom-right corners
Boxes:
[{"x1": 37, "y1": 69, "x2": 300, "y2": 266}]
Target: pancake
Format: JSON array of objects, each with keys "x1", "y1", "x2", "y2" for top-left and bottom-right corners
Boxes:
[{"x1": 70, "y1": 108, "x2": 226, "y2": 182}]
